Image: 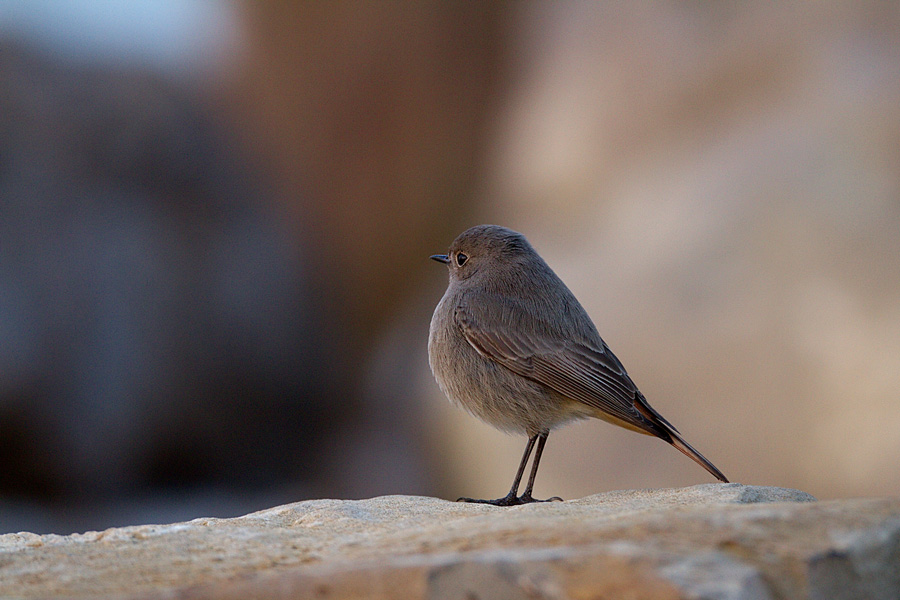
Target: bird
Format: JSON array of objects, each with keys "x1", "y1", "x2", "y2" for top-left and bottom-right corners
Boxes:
[{"x1": 428, "y1": 224, "x2": 728, "y2": 505}]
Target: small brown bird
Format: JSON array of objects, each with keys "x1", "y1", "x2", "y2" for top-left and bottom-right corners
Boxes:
[{"x1": 428, "y1": 225, "x2": 728, "y2": 505}]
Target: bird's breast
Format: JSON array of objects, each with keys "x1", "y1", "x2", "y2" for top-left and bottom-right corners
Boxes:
[{"x1": 428, "y1": 294, "x2": 579, "y2": 434}]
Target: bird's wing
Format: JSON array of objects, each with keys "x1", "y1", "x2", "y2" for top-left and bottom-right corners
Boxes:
[{"x1": 455, "y1": 294, "x2": 657, "y2": 434}]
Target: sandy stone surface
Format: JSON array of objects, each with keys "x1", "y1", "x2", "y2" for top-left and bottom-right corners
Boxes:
[{"x1": 1, "y1": 484, "x2": 898, "y2": 599}]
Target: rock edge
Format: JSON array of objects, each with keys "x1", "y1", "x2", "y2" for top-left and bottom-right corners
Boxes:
[{"x1": 2, "y1": 484, "x2": 899, "y2": 600}]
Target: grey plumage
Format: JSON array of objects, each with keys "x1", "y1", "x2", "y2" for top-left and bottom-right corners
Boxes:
[{"x1": 428, "y1": 224, "x2": 728, "y2": 505}]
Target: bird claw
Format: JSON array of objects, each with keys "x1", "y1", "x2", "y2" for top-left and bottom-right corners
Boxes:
[{"x1": 457, "y1": 493, "x2": 563, "y2": 506}]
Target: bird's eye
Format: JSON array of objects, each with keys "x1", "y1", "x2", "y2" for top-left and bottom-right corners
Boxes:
[{"x1": 456, "y1": 252, "x2": 468, "y2": 266}]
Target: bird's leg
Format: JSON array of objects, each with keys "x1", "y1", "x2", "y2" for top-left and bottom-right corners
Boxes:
[
  {"x1": 518, "y1": 430, "x2": 562, "y2": 503},
  {"x1": 457, "y1": 431, "x2": 563, "y2": 505},
  {"x1": 458, "y1": 433, "x2": 537, "y2": 506}
]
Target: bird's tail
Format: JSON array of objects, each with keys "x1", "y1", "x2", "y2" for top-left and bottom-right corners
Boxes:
[
  {"x1": 634, "y1": 396, "x2": 729, "y2": 483},
  {"x1": 666, "y1": 428, "x2": 729, "y2": 483}
]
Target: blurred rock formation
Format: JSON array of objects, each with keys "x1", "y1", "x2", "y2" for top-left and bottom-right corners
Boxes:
[
  {"x1": 3, "y1": 1, "x2": 898, "y2": 534},
  {"x1": 0, "y1": 40, "x2": 345, "y2": 532}
]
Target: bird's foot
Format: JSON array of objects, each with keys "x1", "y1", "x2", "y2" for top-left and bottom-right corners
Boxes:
[{"x1": 457, "y1": 492, "x2": 563, "y2": 506}]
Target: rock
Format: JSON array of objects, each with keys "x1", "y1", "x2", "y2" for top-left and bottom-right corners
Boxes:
[{"x1": 1, "y1": 484, "x2": 898, "y2": 599}]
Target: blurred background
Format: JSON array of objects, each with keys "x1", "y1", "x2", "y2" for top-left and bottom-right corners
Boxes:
[{"x1": 1, "y1": 1, "x2": 898, "y2": 534}]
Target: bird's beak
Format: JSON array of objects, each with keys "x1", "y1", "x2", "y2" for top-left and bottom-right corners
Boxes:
[{"x1": 430, "y1": 254, "x2": 450, "y2": 264}]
